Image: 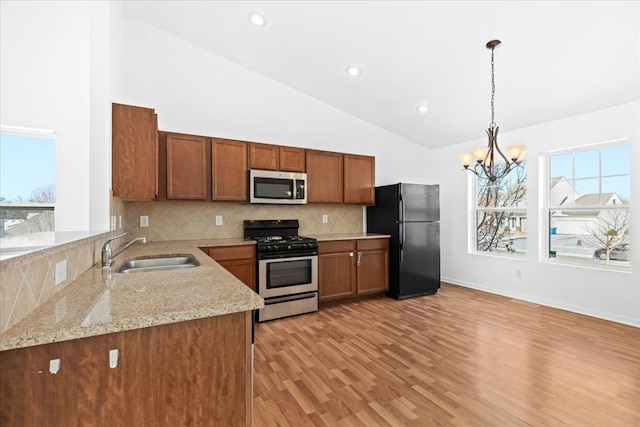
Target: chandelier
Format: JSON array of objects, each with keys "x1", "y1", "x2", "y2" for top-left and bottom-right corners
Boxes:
[{"x1": 458, "y1": 40, "x2": 526, "y2": 182}]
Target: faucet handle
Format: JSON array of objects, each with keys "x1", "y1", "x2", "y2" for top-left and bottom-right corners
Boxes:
[{"x1": 105, "y1": 232, "x2": 127, "y2": 247}]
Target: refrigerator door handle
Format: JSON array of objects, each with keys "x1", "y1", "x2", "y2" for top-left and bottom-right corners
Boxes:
[
  {"x1": 399, "y1": 222, "x2": 404, "y2": 263},
  {"x1": 399, "y1": 192, "x2": 405, "y2": 223}
]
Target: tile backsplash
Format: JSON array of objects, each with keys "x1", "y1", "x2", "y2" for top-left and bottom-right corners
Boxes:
[
  {"x1": 0, "y1": 197, "x2": 126, "y2": 332},
  {"x1": 124, "y1": 201, "x2": 364, "y2": 241}
]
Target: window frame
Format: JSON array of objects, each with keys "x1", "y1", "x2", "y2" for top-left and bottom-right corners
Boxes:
[{"x1": 541, "y1": 138, "x2": 632, "y2": 271}]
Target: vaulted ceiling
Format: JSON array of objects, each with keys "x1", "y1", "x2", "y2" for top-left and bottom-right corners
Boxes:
[{"x1": 123, "y1": 1, "x2": 640, "y2": 149}]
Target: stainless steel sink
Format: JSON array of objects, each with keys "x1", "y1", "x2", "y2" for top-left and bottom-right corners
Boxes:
[{"x1": 116, "y1": 254, "x2": 200, "y2": 274}]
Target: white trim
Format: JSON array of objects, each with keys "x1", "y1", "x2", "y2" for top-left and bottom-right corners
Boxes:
[
  {"x1": 0, "y1": 125, "x2": 56, "y2": 138},
  {"x1": 541, "y1": 137, "x2": 631, "y2": 157}
]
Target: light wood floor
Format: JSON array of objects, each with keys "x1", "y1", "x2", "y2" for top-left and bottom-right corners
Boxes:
[{"x1": 253, "y1": 283, "x2": 640, "y2": 426}]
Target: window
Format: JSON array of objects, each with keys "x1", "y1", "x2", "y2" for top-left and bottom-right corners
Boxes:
[
  {"x1": 0, "y1": 126, "x2": 56, "y2": 257},
  {"x1": 474, "y1": 163, "x2": 527, "y2": 255},
  {"x1": 545, "y1": 140, "x2": 631, "y2": 268}
]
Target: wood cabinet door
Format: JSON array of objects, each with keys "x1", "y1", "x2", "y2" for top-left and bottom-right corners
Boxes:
[
  {"x1": 206, "y1": 245, "x2": 256, "y2": 291},
  {"x1": 218, "y1": 259, "x2": 256, "y2": 291},
  {"x1": 249, "y1": 142, "x2": 279, "y2": 170},
  {"x1": 344, "y1": 154, "x2": 375, "y2": 205},
  {"x1": 212, "y1": 138, "x2": 247, "y2": 201},
  {"x1": 0, "y1": 334, "x2": 124, "y2": 426},
  {"x1": 112, "y1": 103, "x2": 158, "y2": 200},
  {"x1": 356, "y1": 248, "x2": 389, "y2": 295},
  {"x1": 319, "y1": 251, "x2": 356, "y2": 302},
  {"x1": 166, "y1": 134, "x2": 208, "y2": 200},
  {"x1": 279, "y1": 146, "x2": 306, "y2": 172},
  {"x1": 122, "y1": 314, "x2": 250, "y2": 426},
  {"x1": 306, "y1": 150, "x2": 343, "y2": 203}
]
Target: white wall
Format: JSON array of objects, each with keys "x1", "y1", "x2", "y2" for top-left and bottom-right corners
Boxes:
[
  {"x1": 0, "y1": 1, "x2": 116, "y2": 232},
  {"x1": 430, "y1": 101, "x2": 640, "y2": 326},
  {"x1": 121, "y1": 22, "x2": 432, "y2": 186}
]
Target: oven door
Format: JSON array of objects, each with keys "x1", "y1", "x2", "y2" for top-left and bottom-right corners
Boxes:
[{"x1": 258, "y1": 255, "x2": 318, "y2": 298}]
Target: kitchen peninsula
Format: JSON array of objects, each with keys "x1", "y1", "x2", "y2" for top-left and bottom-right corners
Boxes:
[{"x1": 0, "y1": 239, "x2": 263, "y2": 426}]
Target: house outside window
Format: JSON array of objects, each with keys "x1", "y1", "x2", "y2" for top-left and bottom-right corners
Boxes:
[
  {"x1": 474, "y1": 163, "x2": 527, "y2": 255},
  {"x1": 0, "y1": 126, "x2": 56, "y2": 258},
  {"x1": 545, "y1": 140, "x2": 631, "y2": 268}
]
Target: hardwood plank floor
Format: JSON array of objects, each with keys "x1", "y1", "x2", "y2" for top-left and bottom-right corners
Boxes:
[{"x1": 253, "y1": 283, "x2": 640, "y2": 426}]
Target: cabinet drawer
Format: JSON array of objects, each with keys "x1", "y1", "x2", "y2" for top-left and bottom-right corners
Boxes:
[
  {"x1": 319, "y1": 240, "x2": 356, "y2": 254},
  {"x1": 207, "y1": 245, "x2": 255, "y2": 261},
  {"x1": 356, "y1": 238, "x2": 388, "y2": 251}
]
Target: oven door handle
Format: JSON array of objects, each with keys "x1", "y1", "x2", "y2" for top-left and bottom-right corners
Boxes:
[
  {"x1": 258, "y1": 252, "x2": 318, "y2": 260},
  {"x1": 264, "y1": 292, "x2": 317, "y2": 305}
]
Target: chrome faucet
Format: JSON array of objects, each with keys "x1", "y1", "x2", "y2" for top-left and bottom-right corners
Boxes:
[{"x1": 101, "y1": 233, "x2": 146, "y2": 268}]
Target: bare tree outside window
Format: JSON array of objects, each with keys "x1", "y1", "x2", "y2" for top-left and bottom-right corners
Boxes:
[
  {"x1": 582, "y1": 209, "x2": 630, "y2": 264},
  {"x1": 475, "y1": 163, "x2": 527, "y2": 254}
]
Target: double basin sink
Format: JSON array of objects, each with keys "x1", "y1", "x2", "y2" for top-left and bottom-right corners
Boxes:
[{"x1": 117, "y1": 254, "x2": 200, "y2": 274}]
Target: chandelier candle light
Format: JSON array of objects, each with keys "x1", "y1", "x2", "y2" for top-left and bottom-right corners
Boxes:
[{"x1": 458, "y1": 40, "x2": 526, "y2": 182}]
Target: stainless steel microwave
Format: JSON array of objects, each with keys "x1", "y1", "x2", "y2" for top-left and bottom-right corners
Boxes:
[{"x1": 249, "y1": 169, "x2": 307, "y2": 204}]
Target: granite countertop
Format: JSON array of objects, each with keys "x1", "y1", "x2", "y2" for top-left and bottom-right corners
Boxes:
[
  {"x1": 308, "y1": 233, "x2": 390, "y2": 241},
  {"x1": 0, "y1": 239, "x2": 263, "y2": 351}
]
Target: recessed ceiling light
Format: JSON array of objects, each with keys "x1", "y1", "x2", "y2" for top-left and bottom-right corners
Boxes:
[
  {"x1": 416, "y1": 105, "x2": 431, "y2": 113},
  {"x1": 345, "y1": 66, "x2": 362, "y2": 77},
  {"x1": 248, "y1": 12, "x2": 266, "y2": 27}
]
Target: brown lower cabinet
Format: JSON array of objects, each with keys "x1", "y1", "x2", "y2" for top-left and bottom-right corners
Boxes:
[
  {"x1": 204, "y1": 245, "x2": 256, "y2": 291},
  {"x1": 318, "y1": 238, "x2": 389, "y2": 303},
  {"x1": 0, "y1": 312, "x2": 253, "y2": 426}
]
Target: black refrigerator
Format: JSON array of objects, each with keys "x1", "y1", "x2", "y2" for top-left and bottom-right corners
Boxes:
[{"x1": 366, "y1": 183, "x2": 440, "y2": 299}]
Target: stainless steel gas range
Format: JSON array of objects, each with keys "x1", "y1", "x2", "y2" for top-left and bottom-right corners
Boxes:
[{"x1": 244, "y1": 219, "x2": 318, "y2": 322}]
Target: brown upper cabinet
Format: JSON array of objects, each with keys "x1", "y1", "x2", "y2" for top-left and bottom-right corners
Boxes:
[
  {"x1": 306, "y1": 150, "x2": 375, "y2": 205},
  {"x1": 306, "y1": 150, "x2": 343, "y2": 203},
  {"x1": 278, "y1": 146, "x2": 306, "y2": 172},
  {"x1": 165, "y1": 133, "x2": 208, "y2": 200},
  {"x1": 212, "y1": 138, "x2": 247, "y2": 201},
  {"x1": 248, "y1": 142, "x2": 306, "y2": 172},
  {"x1": 343, "y1": 154, "x2": 375, "y2": 205},
  {"x1": 248, "y1": 142, "x2": 278, "y2": 170},
  {"x1": 112, "y1": 103, "x2": 158, "y2": 200}
]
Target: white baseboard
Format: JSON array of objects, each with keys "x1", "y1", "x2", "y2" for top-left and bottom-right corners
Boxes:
[{"x1": 441, "y1": 276, "x2": 640, "y2": 328}]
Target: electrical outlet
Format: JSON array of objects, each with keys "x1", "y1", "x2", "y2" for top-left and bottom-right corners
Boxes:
[
  {"x1": 215, "y1": 215, "x2": 223, "y2": 226},
  {"x1": 322, "y1": 214, "x2": 329, "y2": 224},
  {"x1": 140, "y1": 215, "x2": 149, "y2": 227},
  {"x1": 110, "y1": 216, "x2": 116, "y2": 230},
  {"x1": 516, "y1": 270, "x2": 523, "y2": 279},
  {"x1": 55, "y1": 260, "x2": 67, "y2": 286},
  {"x1": 119, "y1": 215, "x2": 122, "y2": 229}
]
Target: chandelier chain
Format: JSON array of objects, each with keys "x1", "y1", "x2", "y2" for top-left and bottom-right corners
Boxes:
[{"x1": 490, "y1": 46, "x2": 496, "y2": 129}]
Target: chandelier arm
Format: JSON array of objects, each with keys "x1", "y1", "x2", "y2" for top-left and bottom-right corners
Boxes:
[{"x1": 489, "y1": 127, "x2": 512, "y2": 166}]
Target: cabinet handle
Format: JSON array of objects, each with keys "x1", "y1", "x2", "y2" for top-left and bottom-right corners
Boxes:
[
  {"x1": 49, "y1": 358, "x2": 61, "y2": 374},
  {"x1": 356, "y1": 251, "x2": 362, "y2": 267},
  {"x1": 109, "y1": 349, "x2": 119, "y2": 369}
]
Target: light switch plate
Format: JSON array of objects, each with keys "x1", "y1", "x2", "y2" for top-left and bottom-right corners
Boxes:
[
  {"x1": 55, "y1": 260, "x2": 67, "y2": 286},
  {"x1": 140, "y1": 215, "x2": 149, "y2": 227},
  {"x1": 215, "y1": 215, "x2": 223, "y2": 226}
]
